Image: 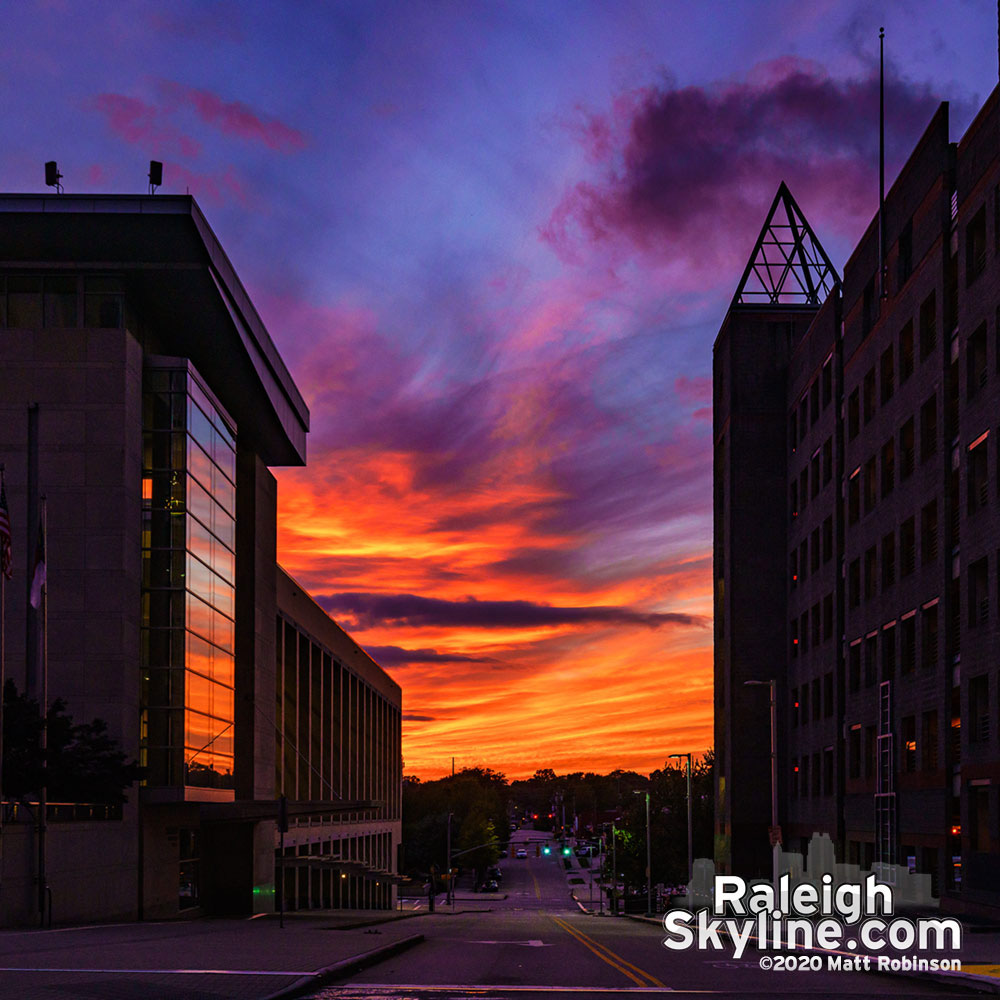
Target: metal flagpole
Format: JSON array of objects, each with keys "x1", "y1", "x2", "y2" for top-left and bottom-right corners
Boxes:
[
  {"x1": 0, "y1": 463, "x2": 6, "y2": 886},
  {"x1": 37, "y1": 496, "x2": 48, "y2": 927}
]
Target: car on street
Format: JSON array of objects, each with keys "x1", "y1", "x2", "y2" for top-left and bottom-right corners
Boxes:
[{"x1": 515, "y1": 847, "x2": 527, "y2": 858}]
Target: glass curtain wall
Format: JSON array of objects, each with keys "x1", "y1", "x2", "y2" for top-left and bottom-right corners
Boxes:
[{"x1": 142, "y1": 363, "x2": 237, "y2": 789}]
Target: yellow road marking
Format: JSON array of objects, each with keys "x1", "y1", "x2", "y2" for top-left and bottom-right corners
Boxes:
[
  {"x1": 551, "y1": 916, "x2": 645, "y2": 986},
  {"x1": 531, "y1": 871, "x2": 542, "y2": 901},
  {"x1": 551, "y1": 915, "x2": 665, "y2": 988}
]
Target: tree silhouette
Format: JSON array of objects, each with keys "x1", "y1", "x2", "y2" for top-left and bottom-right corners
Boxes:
[{"x1": 2, "y1": 680, "x2": 143, "y2": 803}]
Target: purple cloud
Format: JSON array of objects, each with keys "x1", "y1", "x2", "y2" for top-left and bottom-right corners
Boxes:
[{"x1": 317, "y1": 592, "x2": 708, "y2": 631}]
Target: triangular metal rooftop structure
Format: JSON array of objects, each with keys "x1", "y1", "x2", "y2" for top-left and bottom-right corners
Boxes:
[{"x1": 730, "y1": 182, "x2": 840, "y2": 309}]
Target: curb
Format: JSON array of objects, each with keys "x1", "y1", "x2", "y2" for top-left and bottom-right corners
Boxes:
[{"x1": 261, "y1": 931, "x2": 425, "y2": 1000}]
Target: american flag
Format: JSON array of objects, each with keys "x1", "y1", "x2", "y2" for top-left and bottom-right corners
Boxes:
[{"x1": 0, "y1": 472, "x2": 11, "y2": 580}]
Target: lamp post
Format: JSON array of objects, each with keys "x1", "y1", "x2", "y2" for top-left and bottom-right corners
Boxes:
[
  {"x1": 633, "y1": 789, "x2": 653, "y2": 916},
  {"x1": 611, "y1": 821, "x2": 618, "y2": 916},
  {"x1": 668, "y1": 753, "x2": 693, "y2": 888},
  {"x1": 745, "y1": 679, "x2": 779, "y2": 887},
  {"x1": 446, "y1": 812, "x2": 453, "y2": 907}
]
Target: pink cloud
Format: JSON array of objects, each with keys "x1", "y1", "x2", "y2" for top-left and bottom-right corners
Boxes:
[
  {"x1": 161, "y1": 82, "x2": 307, "y2": 153},
  {"x1": 86, "y1": 93, "x2": 201, "y2": 159},
  {"x1": 674, "y1": 375, "x2": 712, "y2": 406}
]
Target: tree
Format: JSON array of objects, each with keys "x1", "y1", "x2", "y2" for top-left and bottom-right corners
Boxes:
[{"x1": 2, "y1": 680, "x2": 143, "y2": 803}]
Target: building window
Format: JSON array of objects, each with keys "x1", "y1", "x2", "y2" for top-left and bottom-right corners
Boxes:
[
  {"x1": 969, "y1": 556, "x2": 989, "y2": 626},
  {"x1": 142, "y1": 364, "x2": 238, "y2": 789},
  {"x1": 800, "y1": 397, "x2": 808, "y2": 443},
  {"x1": 899, "y1": 320, "x2": 914, "y2": 383},
  {"x1": 920, "y1": 394, "x2": 937, "y2": 461},
  {"x1": 823, "y1": 592, "x2": 833, "y2": 640},
  {"x1": 901, "y1": 716, "x2": 917, "y2": 772},
  {"x1": 864, "y1": 546, "x2": 877, "y2": 600},
  {"x1": 789, "y1": 410, "x2": 797, "y2": 452},
  {"x1": 823, "y1": 747, "x2": 834, "y2": 796},
  {"x1": 800, "y1": 681, "x2": 809, "y2": 721},
  {"x1": 811, "y1": 527, "x2": 820, "y2": 573},
  {"x1": 882, "y1": 531, "x2": 896, "y2": 589},
  {"x1": 811, "y1": 602, "x2": 821, "y2": 647},
  {"x1": 84, "y1": 275, "x2": 125, "y2": 328},
  {"x1": 43, "y1": 275, "x2": 78, "y2": 327},
  {"x1": 801, "y1": 755, "x2": 810, "y2": 796},
  {"x1": 812, "y1": 751, "x2": 821, "y2": 797},
  {"x1": 800, "y1": 539, "x2": 808, "y2": 581},
  {"x1": 920, "y1": 499, "x2": 938, "y2": 565},
  {"x1": 848, "y1": 388, "x2": 860, "y2": 440},
  {"x1": 810, "y1": 380, "x2": 820, "y2": 425},
  {"x1": 790, "y1": 480, "x2": 798, "y2": 520},
  {"x1": 864, "y1": 726, "x2": 877, "y2": 779},
  {"x1": 864, "y1": 457, "x2": 877, "y2": 513},
  {"x1": 898, "y1": 217, "x2": 913, "y2": 287},
  {"x1": 822, "y1": 359, "x2": 832, "y2": 408},
  {"x1": 919, "y1": 292, "x2": 937, "y2": 360},
  {"x1": 848, "y1": 469, "x2": 861, "y2": 524},
  {"x1": 849, "y1": 641, "x2": 861, "y2": 692},
  {"x1": 864, "y1": 635, "x2": 877, "y2": 686},
  {"x1": 968, "y1": 323, "x2": 987, "y2": 398},
  {"x1": 848, "y1": 558, "x2": 861, "y2": 608},
  {"x1": 811, "y1": 454, "x2": 820, "y2": 499},
  {"x1": 823, "y1": 672, "x2": 833, "y2": 717},
  {"x1": 849, "y1": 725, "x2": 862, "y2": 779},
  {"x1": 921, "y1": 603, "x2": 939, "y2": 670},
  {"x1": 791, "y1": 618, "x2": 799, "y2": 656},
  {"x1": 966, "y1": 205, "x2": 987, "y2": 285},
  {"x1": 791, "y1": 688, "x2": 799, "y2": 727},
  {"x1": 822, "y1": 437, "x2": 833, "y2": 485},
  {"x1": 863, "y1": 367, "x2": 876, "y2": 424},
  {"x1": 880, "y1": 344, "x2": 894, "y2": 404},
  {"x1": 901, "y1": 517, "x2": 916, "y2": 576},
  {"x1": 968, "y1": 674, "x2": 990, "y2": 742},
  {"x1": 900, "y1": 417, "x2": 915, "y2": 479},
  {"x1": 790, "y1": 549, "x2": 798, "y2": 588},
  {"x1": 812, "y1": 677, "x2": 821, "y2": 721},
  {"x1": 800, "y1": 467, "x2": 808, "y2": 511},
  {"x1": 863, "y1": 276, "x2": 877, "y2": 336},
  {"x1": 882, "y1": 625, "x2": 896, "y2": 679},
  {"x1": 800, "y1": 611, "x2": 809, "y2": 652},
  {"x1": 822, "y1": 515, "x2": 833, "y2": 563},
  {"x1": 968, "y1": 435, "x2": 989, "y2": 513},
  {"x1": 901, "y1": 614, "x2": 916, "y2": 674},
  {"x1": 922, "y1": 711, "x2": 938, "y2": 770},
  {"x1": 881, "y1": 438, "x2": 895, "y2": 497},
  {"x1": 6, "y1": 275, "x2": 43, "y2": 327}
]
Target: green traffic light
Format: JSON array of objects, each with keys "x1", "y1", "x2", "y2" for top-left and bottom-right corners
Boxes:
[
  {"x1": 542, "y1": 845, "x2": 551, "y2": 855},
  {"x1": 562, "y1": 846, "x2": 571, "y2": 856}
]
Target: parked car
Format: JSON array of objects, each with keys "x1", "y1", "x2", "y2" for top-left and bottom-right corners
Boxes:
[
  {"x1": 515, "y1": 847, "x2": 528, "y2": 858},
  {"x1": 478, "y1": 879, "x2": 499, "y2": 892}
]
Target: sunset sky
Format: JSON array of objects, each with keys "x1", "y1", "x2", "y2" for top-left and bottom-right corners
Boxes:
[{"x1": 2, "y1": 1, "x2": 996, "y2": 778}]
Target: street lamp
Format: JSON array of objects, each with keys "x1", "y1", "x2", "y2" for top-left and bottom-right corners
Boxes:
[
  {"x1": 668, "y1": 752, "x2": 693, "y2": 888},
  {"x1": 633, "y1": 789, "x2": 653, "y2": 916},
  {"x1": 744, "y1": 679, "x2": 779, "y2": 887}
]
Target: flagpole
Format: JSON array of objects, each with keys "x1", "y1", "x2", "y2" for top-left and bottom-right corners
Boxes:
[
  {"x1": 38, "y1": 495, "x2": 48, "y2": 928},
  {"x1": 0, "y1": 463, "x2": 5, "y2": 873}
]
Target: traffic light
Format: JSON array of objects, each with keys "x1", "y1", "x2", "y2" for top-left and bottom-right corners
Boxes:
[
  {"x1": 542, "y1": 845, "x2": 551, "y2": 855},
  {"x1": 562, "y1": 845, "x2": 572, "y2": 856}
]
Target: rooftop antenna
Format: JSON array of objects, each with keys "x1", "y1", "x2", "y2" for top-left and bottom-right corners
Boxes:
[
  {"x1": 879, "y1": 27, "x2": 887, "y2": 300},
  {"x1": 44, "y1": 161, "x2": 63, "y2": 194},
  {"x1": 148, "y1": 160, "x2": 162, "y2": 195}
]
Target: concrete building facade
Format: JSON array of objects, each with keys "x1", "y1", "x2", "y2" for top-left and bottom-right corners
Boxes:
[{"x1": 0, "y1": 194, "x2": 401, "y2": 925}]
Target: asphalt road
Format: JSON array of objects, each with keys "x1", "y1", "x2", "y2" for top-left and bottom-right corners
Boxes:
[{"x1": 311, "y1": 831, "x2": 972, "y2": 1000}]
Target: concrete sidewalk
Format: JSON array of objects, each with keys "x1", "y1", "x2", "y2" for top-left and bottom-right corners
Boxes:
[{"x1": 0, "y1": 912, "x2": 425, "y2": 1000}]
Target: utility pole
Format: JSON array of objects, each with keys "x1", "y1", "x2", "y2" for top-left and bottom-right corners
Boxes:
[{"x1": 669, "y1": 753, "x2": 694, "y2": 887}]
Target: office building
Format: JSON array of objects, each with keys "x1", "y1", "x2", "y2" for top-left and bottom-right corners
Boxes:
[
  {"x1": 715, "y1": 86, "x2": 1000, "y2": 915},
  {"x1": 0, "y1": 193, "x2": 401, "y2": 924}
]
